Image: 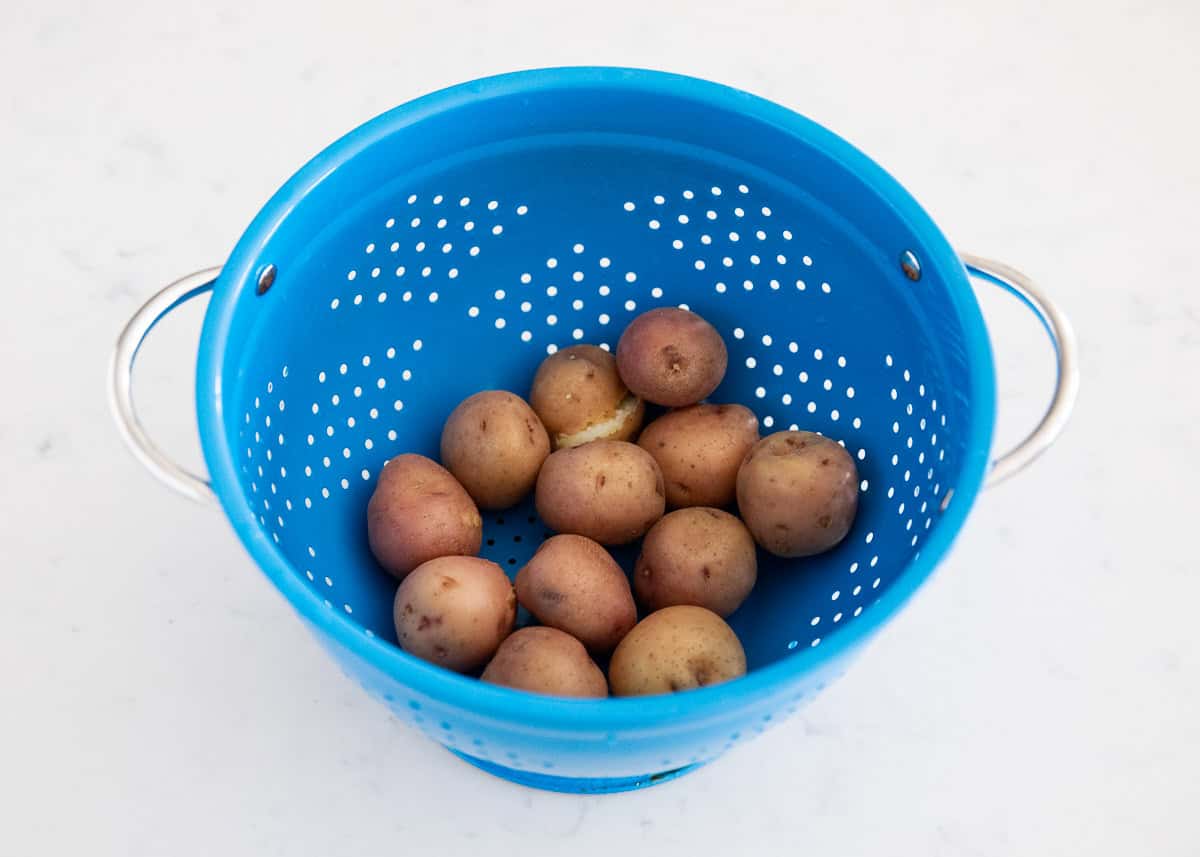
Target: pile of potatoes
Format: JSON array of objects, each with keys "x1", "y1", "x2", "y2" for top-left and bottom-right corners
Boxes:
[{"x1": 367, "y1": 307, "x2": 861, "y2": 698}]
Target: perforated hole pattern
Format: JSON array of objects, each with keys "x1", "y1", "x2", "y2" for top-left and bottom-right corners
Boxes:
[{"x1": 240, "y1": 176, "x2": 951, "y2": 632}]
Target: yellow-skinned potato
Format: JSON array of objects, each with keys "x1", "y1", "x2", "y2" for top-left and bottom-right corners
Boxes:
[
  {"x1": 393, "y1": 556, "x2": 516, "y2": 673},
  {"x1": 367, "y1": 454, "x2": 482, "y2": 580},
  {"x1": 440, "y1": 390, "x2": 550, "y2": 510},
  {"x1": 736, "y1": 431, "x2": 859, "y2": 557},
  {"x1": 615, "y1": 307, "x2": 728, "y2": 407},
  {"x1": 515, "y1": 534, "x2": 637, "y2": 654},
  {"x1": 634, "y1": 508, "x2": 757, "y2": 617},
  {"x1": 481, "y1": 626, "x2": 608, "y2": 698},
  {"x1": 534, "y1": 440, "x2": 665, "y2": 545},
  {"x1": 609, "y1": 606, "x2": 747, "y2": 696},
  {"x1": 637, "y1": 403, "x2": 759, "y2": 508},
  {"x1": 529, "y1": 345, "x2": 644, "y2": 449}
]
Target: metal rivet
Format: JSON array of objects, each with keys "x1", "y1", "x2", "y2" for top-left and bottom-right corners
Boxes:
[
  {"x1": 939, "y1": 487, "x2": 954, "y2": 512},
  {"x1": 900, "y1": 250, "x2": 921, "y2": 281},
  {"x1": 256, "y1": 264, "x2": 277, "y2": 295}
]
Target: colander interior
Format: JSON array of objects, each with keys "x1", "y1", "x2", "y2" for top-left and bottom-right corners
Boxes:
[{"x1": 204, "y1": 70, "x2": 989, "y2": 678}]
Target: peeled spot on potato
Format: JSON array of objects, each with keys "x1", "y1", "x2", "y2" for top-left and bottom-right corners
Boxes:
[
  {"x1": 736, "y1": 430, "x2": 859, "y2": 557},
  {"x1": 635, "y1": 507, "x2": 757, "y2": 617},
  {"x1": 440, "y1": 390, "x2": 550, "y2": 510},
  {"x1": 393, "y1": 555, "x2": 516, "y2": 673},
  {"x1": 481, "y1": 626, "x2": 608, "y2": 698},
  {"x1": 608, "y1": 605, "x2": 747, "y2": 696},
  {"x1": 615, "y1": 307, "x2": 728, "y2": 407},
  {"x1": 529, "y1": 345, "x2": 644, "y2": 449},
  {"x1": 367, "y1": 454, "x2": 483, "y2": 579},
  {"x1": 638, "y1": 403, "x2": 759, "y2": 508},
  {"x1": 534, "y1": 440, "x2": 665, "y2": 545}
]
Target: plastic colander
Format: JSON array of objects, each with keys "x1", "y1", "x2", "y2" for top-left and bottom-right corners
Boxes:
[{"x1": 109, "y1": 67, "x2": 1078, "y2": 794}]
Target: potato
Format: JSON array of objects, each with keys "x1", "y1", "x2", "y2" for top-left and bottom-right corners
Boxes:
[
  {"x1": 367, "y1": 454, "x2": 482, "y2": 580},
  {"x1": 440, "y1": 390, "x2": 550, "y2": 509},
  {"x1": 608, "y1": 606, "x2": 747, "y2": 696},
  {"x1": 637, "y1": 403, "x2": 759, "y2": 507},
  {"x1": 534, "y1": 440, "x2": 665, "y2": 545},
  {"x1": 529, "y1": 345, "x2": 645, "y2": 449},
  {"x1": 515, "y1": 534, "x2": 637, "y2": 653},
  {"x1": 393, "y1": 555, "x2": 516, "y2": 673},
  {"x1": 736, "y1": 431, "x2": 859, "y2": 557},
  {"x1": 481, "y1": 626, "x2": 608, "y2": 698},
  {"x1": 615, "y1": 307, "x2": 728, "y2": 407},
  {"x1": 634, "y1": 508, "x2": 757, "y2": 617}
]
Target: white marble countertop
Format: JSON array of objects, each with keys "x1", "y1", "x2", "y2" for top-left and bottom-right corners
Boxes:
[{"x1": 3, "y1": 1, "x2": 1198, "y2": 854}]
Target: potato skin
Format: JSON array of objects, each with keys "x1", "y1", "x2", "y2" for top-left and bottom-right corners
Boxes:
[
  {"x1": 634, "y1": 508, "x2": 757, "y2": 617},
  {"x1": 481, "y1": 626, "x2": 608, "y2": 698},
  {"x1": 440, "y1": 390, "x2": 550, "y2": 509},
  {"x1": 367, "y1": 454, "x2": 483, "y2": 580},
  {"x1": 615, "y1": 307, "x2": 728, "y2": 407},
  {"x1": 529, "y1": 345, "x2": 644, "y2": 449},
  {"x1": 515, "y1": 534, "x2": 637, "y2": 654},
  {"x1": 637, "y1": 404, "x2": 759, "y2": 508},
  {"x1": 393, "y1": 556, "x2": 517, "y2": 673},
  {"x1": 608, "y1": 606, "x2": 747, "y2": 696},
  {"x1": 534, "y1": 441, "x2": 665, "y2": 545},
  {"x1": 736, "y1": 431, "x2": 859, "y2": 557}
]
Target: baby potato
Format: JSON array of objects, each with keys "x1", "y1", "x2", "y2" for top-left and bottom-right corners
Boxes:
[
  {"x1": 637, "y1": 403, "x2": 759, "y2": 508},
  {"x1": 736, "y1": 431, "x2": 859, "y2": 557},
  {"x1": 367, "y1": 454, "x2": 483, "y2": 580},
  {"x1": 481, "y1": 626, "x2": 608, "y2": 698},
  {"x1": 534, "y1": 440, "x2": 666, "y2": 545},
  {"x1": 440, "y1": 390, "x2": 550, "y2": 510},
  {"x1": 609, "y1": 606, "x2": 747, "y2": 696},
  {"x1": 615, "y1": 307, "x2": 728, "y2": 407},
  {"x1": 515, "y1": 534, "x2": 637, "y2": 654},
  {"x1": 634, "y1": 508, "x2": 757, "y2": 617},
  {"x1": 529, "y1": 345, "x2": 645, "y2": 449},
  {"x1": 393, "y1": 555, "x2": 516, "y2": 673}
]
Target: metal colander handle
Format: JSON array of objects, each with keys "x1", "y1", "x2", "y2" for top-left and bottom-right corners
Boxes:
[
  {"x1": 107, "y1": 267, "x2": 220, "y2": 505},
  {"x1": 962, "y1": 254, "x2": 1080, "y2": 488}
]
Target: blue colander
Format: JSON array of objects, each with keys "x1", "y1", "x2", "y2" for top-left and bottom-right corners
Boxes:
[{"x1": 109, "y1": 68, "x2": 1078, "y2": 794}]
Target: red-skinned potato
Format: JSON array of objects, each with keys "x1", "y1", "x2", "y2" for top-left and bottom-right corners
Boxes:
[
  {"x1": 481, "y1": 626, "x2": 608, "y2": 698},
  {"x1": 615, "y1": 307, "x2": 728, "y2": 407},
  {"x1": 634, "y1": 508, "x2": 757, "y2": 617},
  {"x1": 393, "y1": 555, "x2": 516, "y2": 673},
  {"x1": 440, "y1": 390, "x2": 550, "y2": 510},
  {"x1": 534, "y1": 440, "x2": 665, "y2": 545},
  {"x1": 637, "y1": 403, "x2": 759, "y2": 508},
  {"x1": 736, "y1": 431, "x2": 859, "y2": 557},
  {"x1": 515, "y1": 534, "x2": 637, "y2": 654},
  {"x1": 529, "y1": 345, "x2": 644, "y2": 449},
  {"x1": 367, "y1": 454, "x2": 482, "y2": 580},
  {"x1": 608, "y1": 606, "x2": 747, "y2": 696}
]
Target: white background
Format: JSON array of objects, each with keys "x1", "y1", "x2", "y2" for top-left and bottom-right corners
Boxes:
[{"x1": 3, "y1": 1, "x2": 1198, "y2": 854}]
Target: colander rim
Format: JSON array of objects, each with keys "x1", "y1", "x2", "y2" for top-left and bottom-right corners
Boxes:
[{"x1": 196, "y1": 66, "x2": 996, "y2": 733}]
